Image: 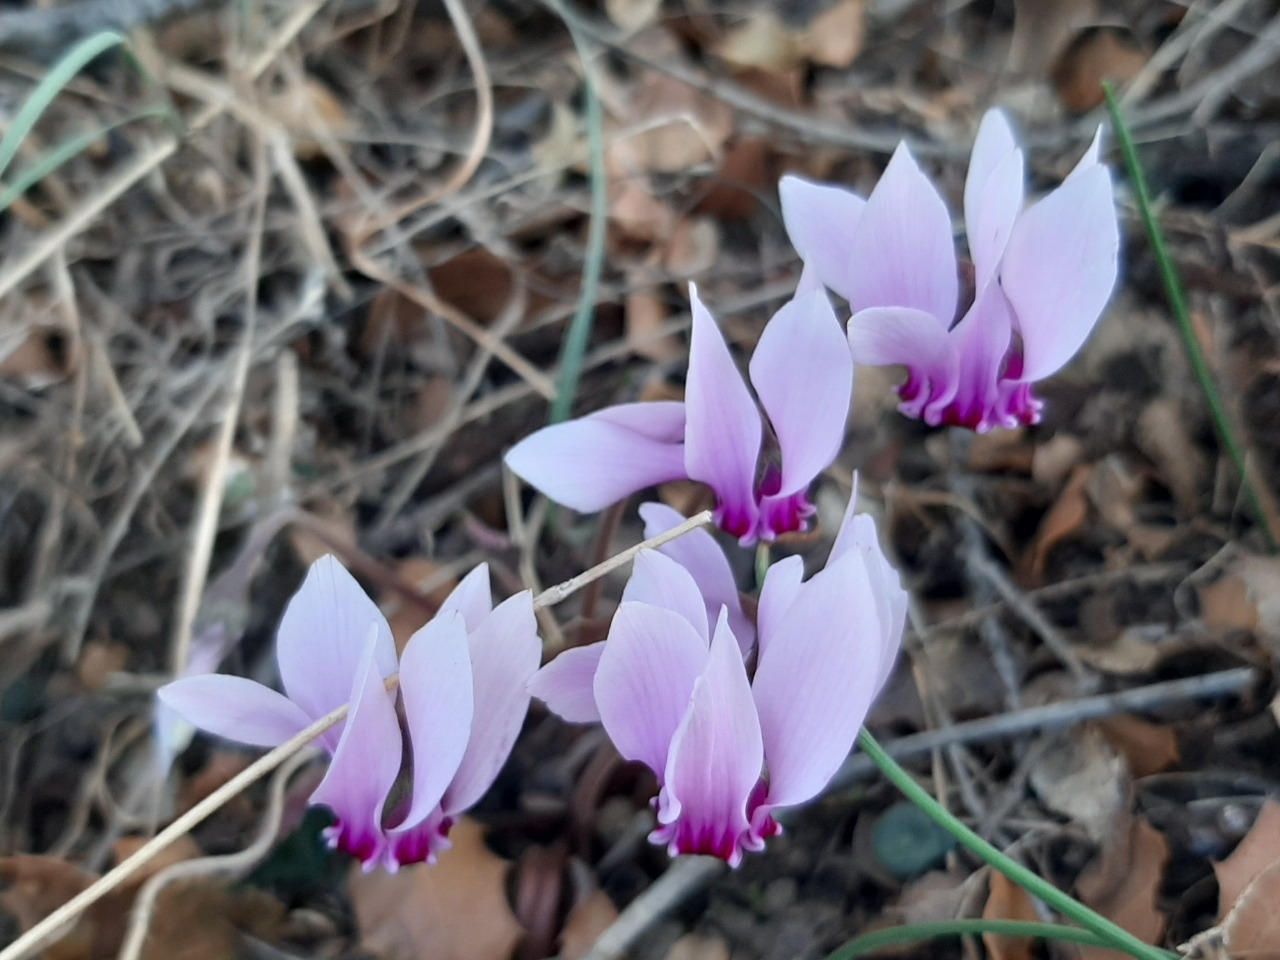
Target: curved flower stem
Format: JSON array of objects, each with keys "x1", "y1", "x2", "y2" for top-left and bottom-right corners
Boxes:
[
  {"x1": 1103, "y1": 83, "x2": 1278, "y2": 550},
  {"x1": 826, "y1": 919, "x2": 1112, "y2": 959},
  {"x1": 856, "y1": 730, "x2": 1177, "y2": 960}
]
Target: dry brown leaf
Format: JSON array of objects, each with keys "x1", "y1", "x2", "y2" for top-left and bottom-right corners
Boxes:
[
  {"x1": 1077, "y1": 817, "x2": 1169, "y2": 960},
  {"x1": 1214, "y1": 799, "x2": 1280, "y2": 921},
  {"x1": 137, "y1": 881, "x2": 286, "y2": 960},
  {"x1": 1096, "y1": 715, "x2": 1180, "y2": 778},
  {"x1": 385, "y1": 557, "x2": 459, "y2": 651},
  {"x1": 626, "y1": 286, "x2": 681, "y2": 363},
  {"x1": 76, "y1": 641, "x2": 128, "y2": 691},
  {"x1": 429, "y1": 248, "x2": 515, "y2": 326},
  {"x1": 1135, "y1": 397, "x2": 1205, "y2": 516},
  {"x1": 1073, "y1": 627, "x2": 1165, "y2": 676},
  {"x1": 982, "y1": 871, "x2": 1040, "y2": 960},
  {"x1": 610, "y1": 180, "x2": 678, "y2": 242},
  {"x1": 665, "y1": 933, "x2": 730, "y2": 960},
  {"x1": 559, "y1": 890, "x2": 619, "y2": 960},
  {"x1": 619, "y1": 75, "x2": 733, "y2": 174},
  {"x1": 1028, "y1": 464, "x2": 1092, "y2": 576},
  {"x1": 1007, "y1": 0, "x2": 1098, "y2": 74},
  {"x1": 1222, "y1": 859, "x2": 1280, "y2": 959},
  {"x1": 1198, "y1": 575, "x2": 1258, "y2": 632},
  {"x1": 261, "y1": 77, "x2": 350, "y2": 159},
  {"x1": 1032, "y1": 433, "x2": 1086, "y2": 488},
  {"x1": 968, "y1": 428, "x2": 1035, "y2": 474},
  {"x1": 1029, "y1": 726, "x2": 1128, "y2": 841},
  {"x1": 798, "y1": 0, "x2": 866, "y2": 68},
  {"x1": 714, "y1": 12, "x2": 800, "y2": 71},
  {"x1": 351, "y1": 817, "x2": 524, "y2": 960},
  {"x1": 693, "y1": 138, "x2": 777, "y2": 221},
  {"x1": 604, "y1": 0, "x2": 661, "y2": 33},
  {"x1": 1052, "y1": 26, "x2": 1148, "y2": 113},
  {"x1": 112, "y1": 835, "x2": 203, "y2": 890},
  {"x1": 663, "y1": 217, "x2": 720, "y2": 278},
  {"x1": 288, "y1": 500, "x2": 356, "y2": 567},
  {"x1": 0, "y1": 855, "x2": 132, "y2": 960}
]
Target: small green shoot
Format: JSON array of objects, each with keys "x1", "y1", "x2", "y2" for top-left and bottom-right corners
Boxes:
[{"x1": 1103, "y1": 83, "x2": 1278, "y2": 550}]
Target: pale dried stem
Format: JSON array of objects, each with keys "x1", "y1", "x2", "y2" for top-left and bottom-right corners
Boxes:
[
  {"x1": 0, "y1": 510, "x2": 714, "y2": 960},
  {"x1": 167, "y1": 136, "x2": 268, "y2": 676}
]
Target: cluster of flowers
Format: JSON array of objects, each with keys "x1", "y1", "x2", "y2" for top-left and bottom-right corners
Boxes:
[{"x1": 159, "y1": 110, "x2": 1118, "y2": 871}]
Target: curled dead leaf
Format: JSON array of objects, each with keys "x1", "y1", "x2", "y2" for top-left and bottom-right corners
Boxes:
[
  {"x1": 1076, "y1": 816, "x2": 1169, "y2": 960},
  {"x1": 1214, "y1": 799, "x2": 1280, "y2": 922},
  {"x1": 982, "y1": 871, "x2": 1040, "y2": 960}
]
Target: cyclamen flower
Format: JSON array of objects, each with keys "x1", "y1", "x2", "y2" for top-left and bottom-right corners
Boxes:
[
  {"x1": 530, "y1": 488, "x2": 906, "y2": 865},
  {"x1": 504, "y1": 282, "x2": 853, "y2": 544},
  {"x1": 158, "y1": 556, "x2": 540, "y2": 872},
  {"x1": 781, "y1": 109, "x2": 1119, "y2": 432}
]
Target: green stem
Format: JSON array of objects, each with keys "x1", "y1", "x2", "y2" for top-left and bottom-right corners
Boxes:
[
  {"x1": 1103, "y1": 84, "x2": 1277, "y2": 550},
  {"x1": 546, "y1": 0, "x2": 608, "y2": 425},
  {"x1": 827, "y1": 919, "x2": 1112, "y2": 960},
  {"x1": 857, "y1": 730, "x2": 1176, "y2": 960}
]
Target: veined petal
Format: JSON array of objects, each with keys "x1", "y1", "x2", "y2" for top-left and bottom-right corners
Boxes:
[
  {"x1": 685, "y1": 285, "x2": 762, "y2": 543},
  {"x1": 391, "y1": 611, "x2": 474, "y2": 833},
  {"x1": 964, "y1": 111, "x2": 1023, "y2": 286},
  {"x1": 623, "y1": 550, "x2": 712, "y2": 642},
  {"x1": 944, "y1": 281, "x2": 1015, "y2": 432},
  {"x1": 755, "y1": 555, "x2": 804, "y2": 662},
  {"x1": 157, "y1": 675, "x2": 311, "y2": 749},
  {"x1": 1001, "y1": 165, "x2": 1119, "y2": 382},
  {"x1": 778, "y1": 175, "x2": 867, "y2": 303},
  {"x1": 594, "y1": 601, "x2": 708, "y2": 777},
  {"x1": 749, "y1": 289, "x2": 853, "y2": 499},
  {"x1": 847, "y1": 143, "x2": 958, "y2": 323},
  {"x1": 310, "y1": 633, "x2": 402, "y2": 871},
  {"x1": 504, "y1": 402, "x2": 689, "y2": 513},
  {"x1": 528, "y1": 641, "x2": 604, "y2": 723},
  {"x1": 441, "y1": 592, "x2": 541, "y2": 815},
  {"x1": 657, "y1": 609, "x2": 764, "y2": 866},
  {"x1": 439, "y1": 564, "x2": 492, "y2": 632},
  {"x1": 751, "y1": 550, "x2": 882, "y2": 822},
  {"x1": 276, "y1": 556, "x2": 398, "y2": 722},
  {"x1": 639, "y1": 502, "x2": 754, "y2": 653},
  {"x1": 847, "y1": 306, "x2": 958, "y2": 423}
]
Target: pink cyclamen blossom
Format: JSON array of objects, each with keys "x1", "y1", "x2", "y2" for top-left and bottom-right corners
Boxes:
[
  {"x1": 781, "y1": 109, "x2": 1119, "y2": 432},
  {"x1": 504, "y1": 281, "x2": 853, "y2": 545},
  {"x1": 529, "y1": 485, "x2": 906, "y2": 865},
  {"x1": 158, "y1": 555, "x2": 540, "y2": 872}
]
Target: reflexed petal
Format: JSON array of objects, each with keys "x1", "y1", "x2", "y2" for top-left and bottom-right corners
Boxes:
[
  {"x1": 276, "y1": 556, "x2": 398, "y2": 722},
  {"x1": 441, "y1": 592, "x2": 541, "y2": 815},
  {"x1": 847, "y1": 306, "x2": 957, "y2": 422},
  {"x1": 964, "y1": 111, "x2": 1023, "y2": 285},
  {"x1": 778, "y1": 175, "x2": 867, "y2": 303},
  {"x1": 657, "y1": 610, "x2": 764, "y2": 866},
  {"x1": 528, "y1": 642, "x2": 604, "y2": 723},
  {"x1": 639, "y1": 502, "x2": 754, "y2": 652},
  {"x1": 966, "y1": 147, "x2": 1024, "y2": 289},
  {"x1": 1001, "y1": 165, "x2": 1119, "y2": 382},
  {"x1": 504, "y1": 402, "x2": 689, "y2": 513},
  {"x1": 439, "y1": 564, "x2": 492, "y2": 632},
  {"x1": 157, "y1": 675, "x2": 311, "y2": 749},
  {"x1": 755, "y1": 555, "x2": 803, "y2": 661},
  {"x1": 622, "y1": 550, "x2": 712, "y2": 642},
  {"x1": 846, "y1": 143, "x2": 958, "y2": 323},
  {"x1": 1066, "y1": 125, "x2": 1104, "y2": 181},
  {"x1": 749, "y1": 289, "x2": 853, "y2": 499},
  {"x1": 594, "y1": 601, "x2": 708, "y2": 776},
  {"x1": 944, "y1": 282, "x2": 1015, "y2": 432},
  {"x1": 829, "y1": 492, "x2": 906, "y2": 694},
  {"x1": 684, "y1": 285, "x2": 762, "y2": 542},
  {"x1": 751, "y1": 550, "x2": 883, "y2": 821},
  {"x1": 310, "y1": 636, "x2": 402, "y2": 871},
  {"x1": 392, "y1": 611, "x2": 474, "y2": 832}
]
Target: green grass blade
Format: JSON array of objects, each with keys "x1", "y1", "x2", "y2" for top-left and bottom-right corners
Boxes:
[
  {"x1": 857, "y1": 730, "x2": 1178, "y2": 960},
  {"x1": 0, "y1": 31, "x2": 128, "y2": 180},
  {"x1": 544, "y1": 0, "x2": 608, "y2": 425},
  {"x1": 826, "y1": 919, "x2": 1112, "y2": 960},
  {"x1": 1103, "y1": 83, "x2": 1277, "y2": 549},
  {"x1": 0, "y1": 105, "x2": 171, "y2": 213}
]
